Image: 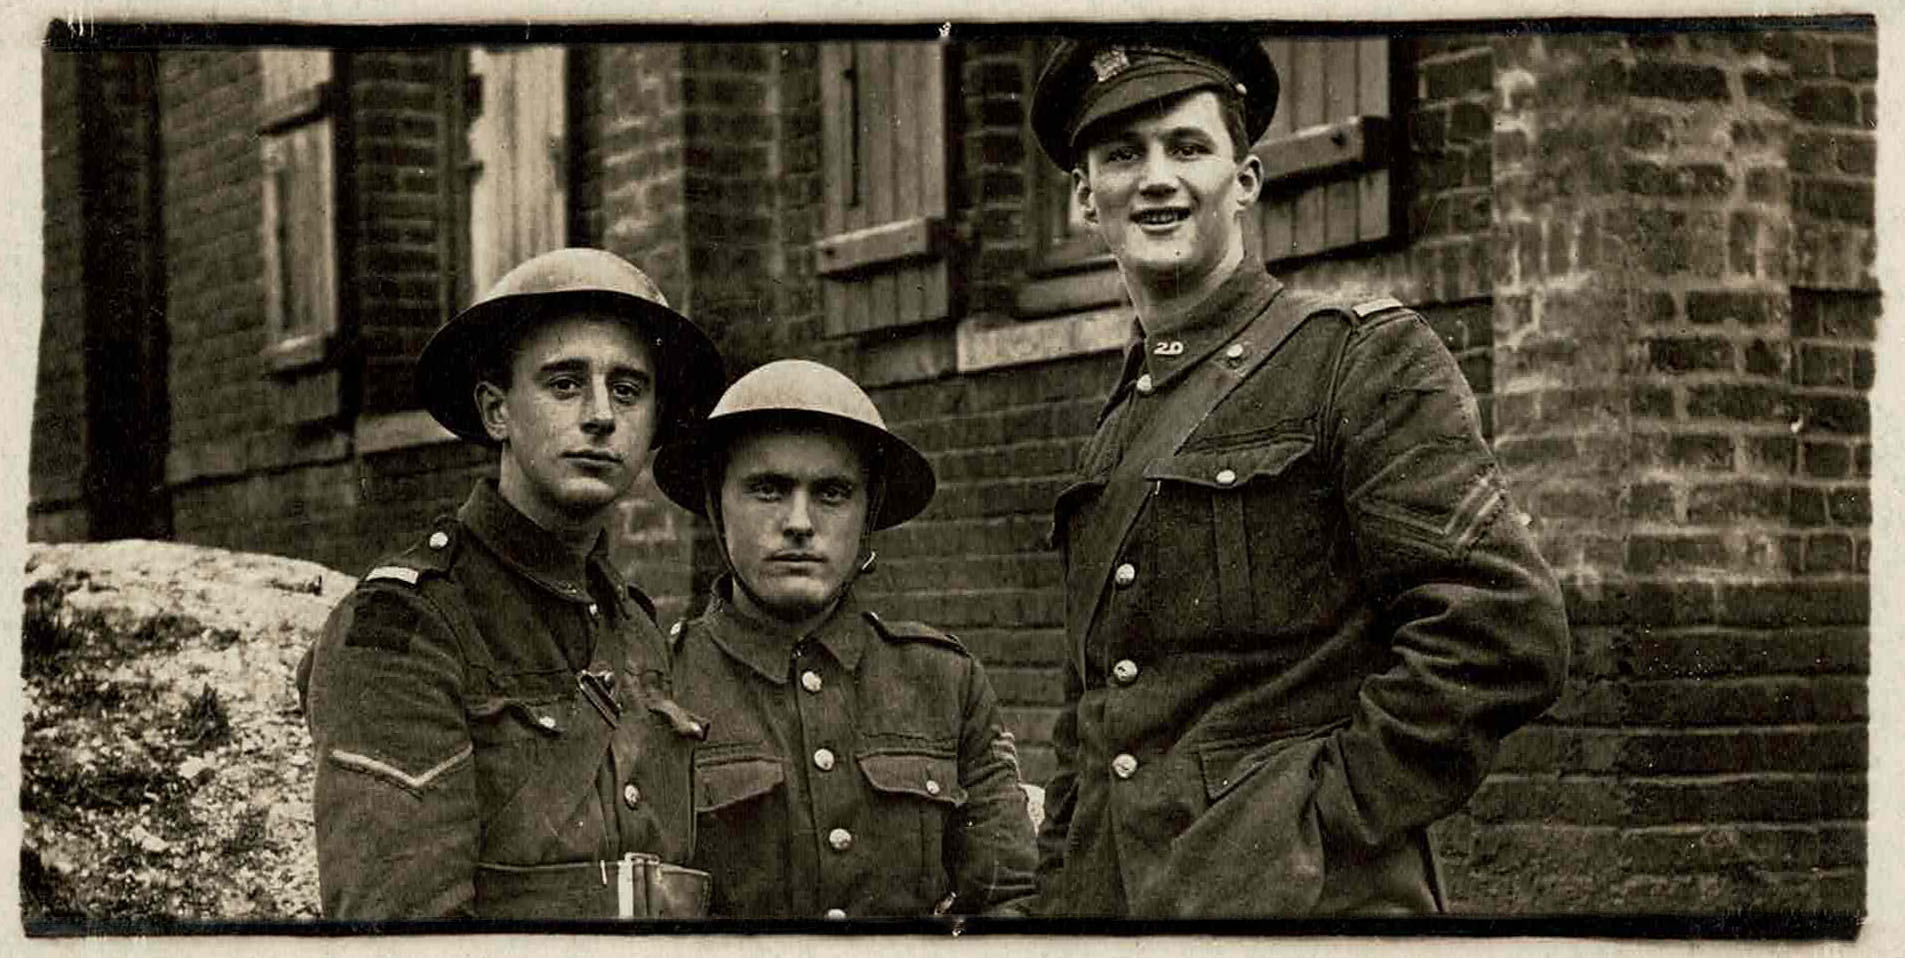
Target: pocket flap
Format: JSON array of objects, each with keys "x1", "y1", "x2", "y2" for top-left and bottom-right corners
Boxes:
[
  {"x1": 857, "y1": 750, "x2": 967, "y2": 806},
  {"x1": 1049, "y1": 475, "x2": 1108, "y2": 548},
  {"x1": 693, "y1": 754, "x2": 785, "y2": 813},
  {"x1": 1143, "y1": 437, "x2": 1313, "y2": 489},
  {"x1": 1196, "y1": 722, "x2": 1341, "y2": 802},
  {"x1": 467, "y1": 696, "x2": 570, "y2": 745}
]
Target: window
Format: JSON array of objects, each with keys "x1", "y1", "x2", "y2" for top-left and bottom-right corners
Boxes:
[
  {"x1": 463, "y1": 45, "x2": 569, "y2": 303},
  {"x1": 1250, "y1": 37, "x2": 1395, "y2": 262},
  {"x1": 816, "y1": 40, "x2": 950, "y2": 337},
  {"x1": 257, "y1": 48, "x2": 341, "y2": 424}
]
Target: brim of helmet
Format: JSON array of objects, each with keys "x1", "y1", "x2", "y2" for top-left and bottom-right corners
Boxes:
[
  {"x1": 417, "y1": 289, "x2": 726, "y2": 448},
  {"x1": 653, "y1": 408, "x2": 936, "y2": 531}
]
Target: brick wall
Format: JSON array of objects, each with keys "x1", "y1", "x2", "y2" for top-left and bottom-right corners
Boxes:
[
  {"x1": 1472, "y1": 28, "x2": 1867, "y2": 914},
  {"x1": 351, "y1": 50, "x2": 452, "y2": 415},
  {"x1": 957, "y1": 37, "x2": 1040, "y2": 318},
  {"x1": 576, "y1": 45, "x2": 690, "y2": 304},
  {"x1": 159, "y1": 50, "x2": 275, "y2": 542}
]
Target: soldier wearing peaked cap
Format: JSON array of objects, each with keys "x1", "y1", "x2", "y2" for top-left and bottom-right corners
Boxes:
[
  {"x1": 1029, "y1": 34, "x2": 1570, "y2": 916},
  {"x1": 298, "y1": 247, "x2": 726, "y2": 920},
  {"x1": 653, "y1": 359, "x2": 1039, "y2": 919}
]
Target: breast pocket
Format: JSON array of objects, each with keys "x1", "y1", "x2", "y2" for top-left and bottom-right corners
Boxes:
[
  {"x1": 857, "y1": 747, "x2": 966, "y2": 909},
  {"x1": 467, "y1": 694, "x2": 577, "y2": 829},
  {"x1": 690, "y1": 746, "x2": 789, "y2": 908},
  {"x1": 1141, "y1": 435, "x2": 1339, "y2": 640},
  {"x1": 693, "y1": 749, "x2": 786, "y2": 814}
]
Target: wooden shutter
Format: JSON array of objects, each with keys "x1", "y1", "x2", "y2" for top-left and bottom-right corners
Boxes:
[
  {"x1": 817, "y1": 41, "x2": 949, "y2": 337},
  {"x1": 1250, "y1": 38, "x2": 1394, "y2": 262},
  {"x1": 466, "y1": 46, "x2": 568, "y2": 298},
  {"x1": 259, "y1": 49, "x2": 338, "y2": 352},
  {"x1": 258, "y1": 49, "x2": 342, "y2": 425}
]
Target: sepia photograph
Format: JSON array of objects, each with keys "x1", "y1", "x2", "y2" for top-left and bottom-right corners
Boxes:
[{"x1": 15, "y1": 3, "x2": 1883, "y2": 945}]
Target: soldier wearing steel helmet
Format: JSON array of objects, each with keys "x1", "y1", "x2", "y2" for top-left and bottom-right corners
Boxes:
[
  {"x1": 1029, "y1": 34, "x2": 1568, "y2": 916},
  {"x1": 652, "y1": 359, "x2": 1039, "y2": 919},
  {"x1": 298, "y1": 247, "x2": 724, "y2": 920}
]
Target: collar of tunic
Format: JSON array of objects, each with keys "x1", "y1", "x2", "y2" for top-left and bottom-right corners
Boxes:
[
  {"x1": 702, "y1": 576, "x2": 868, "y2": 683},
  {"x1": 457, "y1": 479, "x2": 621, "y2": 605},
  {"x1": 1133, "y1": 260, "x2": 1284, "y2": 395}
]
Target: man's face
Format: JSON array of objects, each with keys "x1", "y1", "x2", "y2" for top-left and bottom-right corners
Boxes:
[
  {"x1": 1073, "y1": 90, "x2": 1261, "y2": 288},
  {"x1": 720, "y1": 426, "x2": 870, "y2": 622},
  {"x1": 479, "y1": 312, "x2": 657, "y2": 529}
]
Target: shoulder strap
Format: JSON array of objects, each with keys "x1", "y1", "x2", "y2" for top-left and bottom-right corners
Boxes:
[
  {"x1": 863, "y1": 610, "x2": 969, "y2": 656},
  {"x1": 1065, "y1": 289, "x2": 1340, "y2": 656}
]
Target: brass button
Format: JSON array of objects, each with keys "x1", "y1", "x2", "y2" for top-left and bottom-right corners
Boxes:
[
  {"x1": 1215, "y1": 468, "x2": 1238, "y2": 486},
  {"x1": 537, "y1": 715, "x2": 558, "y2": 730},
  {"x1": 828, "y1": 827, "x2": 853, "y2": 851},
  {"x1": 814, "y1": 748, "x2": 836, "y2": 771},
  {"x1": 428, "y1": 531, "x2": 450, "y2": 549},
  {"x1": 1112, "y1": 753, "x2": 1138, "y2": 779},
  {"x1": 669, "y1": 621, "x2": 683, "y2": 638},
  {"x1": 622, "y1": 783, "x2": 641, "y2": 808},
  {"x1": 925, "y1": 779, "x2": 942, "y2": 796},
  {"x1": 587, "y1": 603, "x2": 600, "y2": 617},
  {"x1": 1113, "y1": 563, "x2": 1137, "y2": 588},
  {"x1": 824, "y1": 908, "x2": 847, "y2": 919},
  {"x1": 1225, "y1": 343, "x2": 1246, "y2": 360},
  {"x1": 1134, "y1": 374, "x2": 1155, "y2": 395},
  {"x1": 801, "y1": 670, "x2": 823, "y2": 693},
  {"x1": 1112, "y1": 659, "x2": 1139, "y2": 685}
]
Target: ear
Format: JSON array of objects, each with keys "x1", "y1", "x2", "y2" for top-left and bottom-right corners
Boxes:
[
  {"x1": 1072, "y1": 166, "x2": 1098, "y2": 224},
  {"x1": 1233, "y1": 153, "x2": 1263, "y2": 209},
  {"x1": 476, "y1": 380, "x2": 510, "y2": 443}
]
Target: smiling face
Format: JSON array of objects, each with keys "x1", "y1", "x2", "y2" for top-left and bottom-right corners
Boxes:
[
  {"x1": 478, "y1": 312, "x2": 656, "y2": 534},
  {"x1": 1073, "y1": 89, "x2": 1261, "y2": 296},
  {"x1": 718, "y1": 425, "x2": 870, "y2": 624}
]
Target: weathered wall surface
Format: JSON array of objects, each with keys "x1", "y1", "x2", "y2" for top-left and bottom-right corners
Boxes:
[{"x1": 1466, "y1": 30, "x2": 1869, "y2": 913}]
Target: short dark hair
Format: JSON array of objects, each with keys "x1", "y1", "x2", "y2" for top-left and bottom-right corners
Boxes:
[{"x1": 1074, "y1": 85, "x2": 1253, "y2": 170}]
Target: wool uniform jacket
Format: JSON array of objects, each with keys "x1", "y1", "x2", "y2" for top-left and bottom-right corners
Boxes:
[
  {"x1": 673, "y1": 581, "x2": 1039, "y2": 919},
  {"x1": 1036, "y1": 263, "x2": 1570, "y2": 917},
  {"x1": 299, "y1": 481, "x2": 709, "y2": 920}
]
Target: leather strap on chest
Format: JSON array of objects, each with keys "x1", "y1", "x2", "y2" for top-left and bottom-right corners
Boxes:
[{"x1": 1066, "y1": 289, "x2": 1327, "y2": 658}]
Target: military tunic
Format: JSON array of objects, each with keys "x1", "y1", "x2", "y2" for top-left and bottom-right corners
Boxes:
[
  {"x1": 673, "y1": 580, "x2": 1039, "y2": 918},
  {"x1": 299, "y1": 481, "x2": 708, "y2": 920},
  {"x1": 1037, "y1": 262, "x2": 1570, "y2": 917}
]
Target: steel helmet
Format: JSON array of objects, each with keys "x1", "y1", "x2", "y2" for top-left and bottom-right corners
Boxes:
[
  {"x1": 416, "y1": 247, "x2": 725, "y2": 447},
  {"x1": 653, "y1": 359, "x2": 935, "y2": 530}
]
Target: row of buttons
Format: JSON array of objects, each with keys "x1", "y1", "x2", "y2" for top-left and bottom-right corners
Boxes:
[{"x1": 806, "y1": 660, "x2": 846, "y2": 900}]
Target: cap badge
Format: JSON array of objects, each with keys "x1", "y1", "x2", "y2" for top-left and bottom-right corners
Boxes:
[{"x1": 1090, "y1": 47, "x2": 1131, "y2": 83}]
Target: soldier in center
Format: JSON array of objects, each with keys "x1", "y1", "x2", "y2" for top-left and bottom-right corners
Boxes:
[{"x1": 654, "y1": 359, "x2": 1039, "y2": 919}]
